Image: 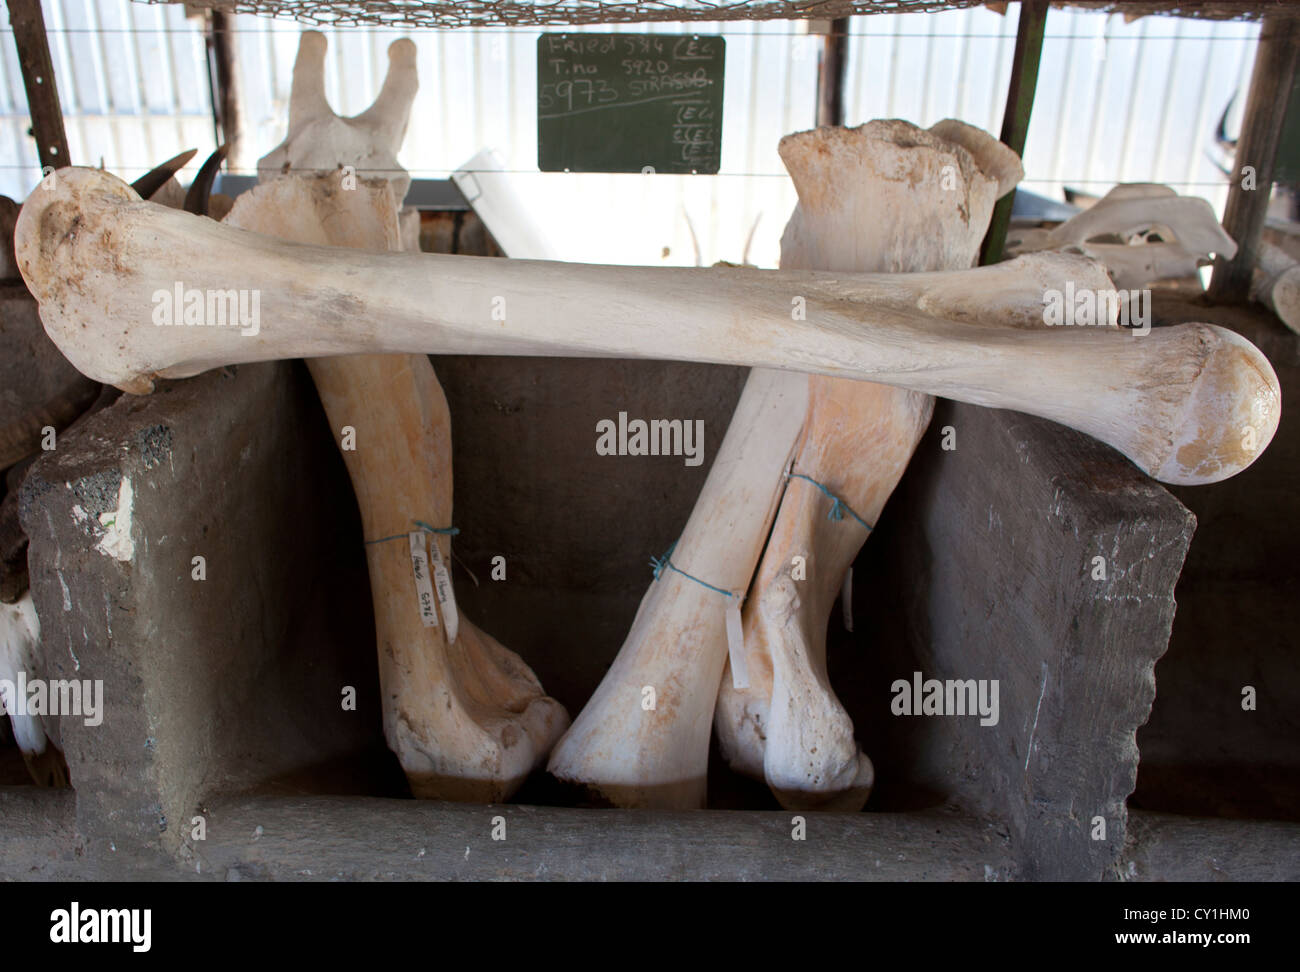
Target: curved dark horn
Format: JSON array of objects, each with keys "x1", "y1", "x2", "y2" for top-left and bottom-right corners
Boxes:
[
  {"x1": 1215, "y1": 94, "x2": 1237, "y2": 154},
  {"x1": 184, "y1": 144, "x2": 229, "y2": 217},
  {"x1": 130, "y1": 148, "x2": 198, "y2": 200}
]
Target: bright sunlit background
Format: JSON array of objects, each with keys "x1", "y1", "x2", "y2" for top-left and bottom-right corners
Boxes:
[{"x1": 0, "y1": 2, "x2": 1260, "y2": 267}]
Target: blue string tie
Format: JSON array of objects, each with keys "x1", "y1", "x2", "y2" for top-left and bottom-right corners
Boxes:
[
  {"x1": 786, "y1": 472, "x2": 874, "y2": 533},
  {"x1": 366, "y1": 520, "x2": 460, "y2": 546},
  {"x1": 650, "y1": 540, "x2": 739, "y2": 600}
]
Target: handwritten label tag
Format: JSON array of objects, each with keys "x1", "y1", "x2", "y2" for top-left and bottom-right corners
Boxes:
[
  {"x1": 841, "y1": 567, "x2": 854, "y2": 634},
  {"x1": 409, "y1": 532, "x2": 439, "y2": 628},
  {"x1": 725, "y1": 595, "x2": 748, "y2": 690},
  {"x1": 427, "y1": 536, "x2": 460, "y2": 644}
]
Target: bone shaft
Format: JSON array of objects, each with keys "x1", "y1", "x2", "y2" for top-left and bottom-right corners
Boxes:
[
  {"x1": 159, "y1": 232, "x2": 1177, "y2": 442},
  {"x1": 670, "y1": 368, "x2": 808, "y2": 588}
]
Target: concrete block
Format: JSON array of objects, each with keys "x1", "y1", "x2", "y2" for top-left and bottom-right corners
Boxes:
[
  {"x1": 0, "y1": 285, "x2": 99, "y2": 470},
  {"x1": 846, "y1": 399, "x2": 1195, "y2": 879},
  {"x1": 19, "y1": 361, "x2": 385, "y2": 875}
]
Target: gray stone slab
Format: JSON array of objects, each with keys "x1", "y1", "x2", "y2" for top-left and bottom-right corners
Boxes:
[
  {"x1": 0, "y1": 786, "x2": 82, "y2": 879},
  {"x1": 1121, "y1": 810, "x2": 1300, "y2": 881},
  {"x1": 846, "y1": 400, "x2": 1195, "y2": 880},
  {"x1": 193, "y1": 797, "x2": 1011, "y2": 881},
  {"x1": 18, "y1": 361, "x2": 383, "y2": 875}
]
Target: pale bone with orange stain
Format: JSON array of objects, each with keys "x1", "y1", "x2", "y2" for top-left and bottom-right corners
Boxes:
[
  {"x1": 546, "y1": 366, "x2": 810, "y2": 808},
  {"x1": 716, "y1": 120, "x2": 1026, "y2": 810},
  {"x1": 222, "y1": 31, "x2": 567, "y2": 801},
  {"x1": 549, "y1": 122, "x2": 1111, "y2": 810}
]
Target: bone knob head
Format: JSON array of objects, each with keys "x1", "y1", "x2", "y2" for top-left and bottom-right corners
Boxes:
[
  {"x1": 14, "y1": 167, "x2": 162, "y2": 394},
  {"x1": 259, "y1": 31, "x2": 418, "y2": 201},
  {"x1": 1151, "y1": 323, "x2": 1280, "y2": 485},
  {"x1": 778, "y1": 119, "x2": 1021, "y2": 273}
]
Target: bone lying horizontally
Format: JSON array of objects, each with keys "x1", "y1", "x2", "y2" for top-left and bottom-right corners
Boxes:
[
  {"x1": 15, "y1": 169, "x2": 1280, "y2": 485},
  {"x1": 1251, "y1": 240, "x2": 1300, "y2": 335},
  {"x1": 716, "y1": 120, "x2": 1024, "y2": 810},
  {"x1": 224, "y1": 33, "x2": 566, "y2": 801}
]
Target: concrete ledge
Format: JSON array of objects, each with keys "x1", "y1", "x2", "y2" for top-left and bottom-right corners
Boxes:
[
  {"x1": 0, "y1": 786, "x2": 82, "y2": 880},
  {"x1": 189, "y1": 798, "x2": 1012, "y2": 881},
  {"x1": 1120, "y1": 810, "x2": 1300, "y2": 881}
]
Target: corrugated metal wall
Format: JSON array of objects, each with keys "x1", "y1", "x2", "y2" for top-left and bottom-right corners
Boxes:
[
  {"x1": 0, "y1": 1, "x2": 217, "y2": 194},
  {"x1": 0, "y1": 3, "x2": 1260, "y2": 268}
]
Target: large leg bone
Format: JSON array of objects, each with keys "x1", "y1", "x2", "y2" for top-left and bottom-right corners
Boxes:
[
  {"x1": 224, "y1": 33, "x2": 566, "y2": 801},
  {"x1": 549, "y1": 261, "x2": 1114, "y2": 812},
  {"x1": 14, "y1": 168, "x2": 1279, "y2": 485},
  {"x1": 552, "y1": 126, "x2": 1102, "y2": 811},
  {"x1": 717, "y1": 120, "x2": 1020, "y2": 810},
  {"x1": 546, "y1": 367, "x2": 809, "y2": 807}
]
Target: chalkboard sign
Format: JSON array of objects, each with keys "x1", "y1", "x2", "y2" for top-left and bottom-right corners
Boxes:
[{"x1": 537, "y1": 33, "x2": 725, "y2": 174}]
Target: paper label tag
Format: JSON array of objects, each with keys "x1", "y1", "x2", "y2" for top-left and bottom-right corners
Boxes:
[
  {"x1": 427, "y1": 536, "x2": 460, "y2": 644},
  {"x1": 725, "y1": 596, "x2": 749, "y2": 690},
  {"x1": 409, "y1": 532, "x2": 439, "y2": 628},
  {"x1": 841, "y1": 567, "x2": 854, "y2": 634}
]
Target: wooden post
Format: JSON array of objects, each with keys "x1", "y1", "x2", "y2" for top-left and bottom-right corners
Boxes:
[
  {"x1": 205, "y1": 11, "x2": 243, "y2": 170},
  {"x1": 816, "y1": 18, "x2": 850, "y2": 128},
  {"x1": 1208, "y1": 15, "x2": 1300, "y2": 303},
  {"x1": 5, "y1": 0, "x2": 69, "y2": 173},
  {"x1": 979, "y1": 0, "x2": 1047, "y2": 266}
]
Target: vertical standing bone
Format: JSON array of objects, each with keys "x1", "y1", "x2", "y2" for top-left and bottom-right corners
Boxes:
[
  {"x1": 225, "y1": 33, "x2": 567, "y2": 801},
  {"x1": 547, "y1": 368, "x2": 808, "y2": 807},
  {"x1": 0, "y1": 591, "x2": 65, "y2": 785},
  {"x1": 715, "y1": 120, "x2": 1021, "y2": 810}
]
